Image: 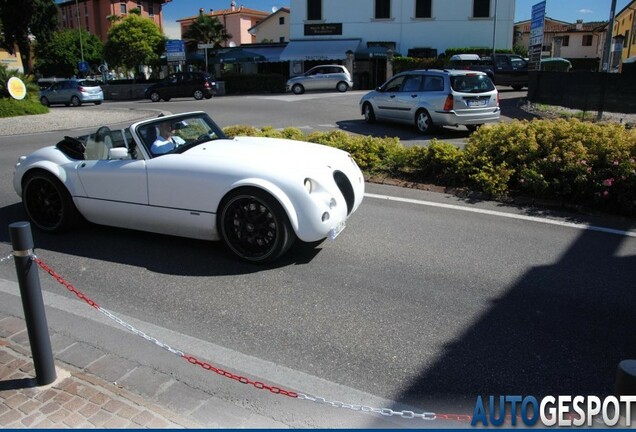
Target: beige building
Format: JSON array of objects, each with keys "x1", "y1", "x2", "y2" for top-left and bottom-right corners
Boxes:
[
  {"x1": 248, "y1": 7, "x2": 290, "y2": 44},
  {"x1": 177, "y1": 2, "x2": 269, "y2": 47},
  {"x1": 613, "y1": 0, "x2": 636, "y2": 66},
  {"x1": 56, "y1": 0, "x2": 170, "y2": 43}
]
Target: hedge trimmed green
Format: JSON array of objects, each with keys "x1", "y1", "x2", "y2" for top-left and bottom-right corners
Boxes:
[{"x1": 223, "y1": 119, "x2": 636, "y2": 215}]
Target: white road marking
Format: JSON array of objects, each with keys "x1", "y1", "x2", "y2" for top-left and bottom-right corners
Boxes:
[{"x1": 365, "y1": 193, "x2": 636, "y2": 238}]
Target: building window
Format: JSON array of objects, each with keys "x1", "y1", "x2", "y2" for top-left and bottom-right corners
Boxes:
[
  {"x1": 562, "y1": 35, "x2": 569, "y2": 46},
  {"x1": 415, "y1": 0, "x2": 432, "y2": 18},
  {"x1": 148, "y1": 3, "x2": 154, "y2": 16},
  {"x1": 279, "y1": 36, "x2": 285, "y2": 43},
  {"x1": 375, "y1": 0, "x2": 391, "y2": 19},
  {"x1": 307, "y1": 0, "x2": 321, "y2": 21},
  {"x1": 473, "y1": 0, "x2": 490, "y2": 18},
  {"x1": 120, "y1": 3, "x2": 127, "y2": 14},
  {"x1": 279, "y1": 16, "x2": 285, "y2": 25},
  {"x1": 582, "y1": 34, "x2": 593, "y2": 46}
]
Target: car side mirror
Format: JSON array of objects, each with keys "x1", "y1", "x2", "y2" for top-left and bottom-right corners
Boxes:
[{"x1": 109, "y1": 147, "x2": 129, "y2": 160}]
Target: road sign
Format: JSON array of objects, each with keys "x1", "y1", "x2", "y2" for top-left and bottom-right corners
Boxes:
[
  {"x1": 529, "y1": 1, "x2": 546, "y2": 70},
  {"x1": 78, "y1": 61, "x2": 89, "y2": 73},
  {"x1": 198, "y1": 43, "x2": 215, "y2": 49},
  {"x1": 166, "y1": 39, "x2": 186, "y2": 62}
]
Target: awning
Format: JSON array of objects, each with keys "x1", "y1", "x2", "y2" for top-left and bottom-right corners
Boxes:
[
  {"x1": 238, "y1": 45, "x2": 286, "y2": 62},
  {"x1": 280, "y1": 39, "x2": 361, "y2": 61},
  {"x1": 356, "y1": 46, "x2": 393, "y2": 60},
  {"x1": 211, "y1": 48, "x2": 266, "y2": 64}
]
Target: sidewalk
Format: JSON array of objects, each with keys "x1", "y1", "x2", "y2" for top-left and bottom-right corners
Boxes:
[{"x1": 0, "y1": 314, "x2": 202, "y2": 429}]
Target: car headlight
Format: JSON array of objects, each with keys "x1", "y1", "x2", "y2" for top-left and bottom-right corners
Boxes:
[{"x1": 304, "y1": 178, "x2": 312, "y2": 194}]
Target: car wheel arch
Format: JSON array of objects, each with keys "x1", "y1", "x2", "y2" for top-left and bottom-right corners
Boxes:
[
  {"x1": 217, "y1": 180, "x2": 300, "y2": 235},
  {"x1": 19, "y1": 164, "x2": 82, "y2": 198}
]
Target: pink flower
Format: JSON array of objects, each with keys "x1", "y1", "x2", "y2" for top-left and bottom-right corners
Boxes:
[
  {"x1": 580, "y1": 159, "x2": 587, "y2": 165},
  {"x1": 603, "y1": 190, "x2": 609, "y2": 197},
  {"x1": 613, "y1": 161, "x2": 619, "y2": 165},
  {"x1": 603, "y1": 178, "x2": 614, "y2": 187}
]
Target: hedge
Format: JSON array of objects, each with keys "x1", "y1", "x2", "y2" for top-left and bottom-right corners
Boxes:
[{"x1": 223, "y1": 119, "x2": 636, "y2": 216}]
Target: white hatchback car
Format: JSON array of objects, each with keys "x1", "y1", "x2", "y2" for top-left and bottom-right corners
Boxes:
[
  {"x1": 286, "y1": 65, "x2": 353, "y2": 94},
  {"x1": 359, "y1": 69, "x2": 500, "y2": 133}
]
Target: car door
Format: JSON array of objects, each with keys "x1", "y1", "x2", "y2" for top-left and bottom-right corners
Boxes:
[
  {"x1": 393, "y1": 75, "x2": 424, "y2": 122},
  {"x1": 304, "y1": 67, "x2": 325, "y2": 91},
  {"x1": 163, "y1": 73, "x2": 180, "y2": 99},
  {"x1": 372, "y1": 75, "x2": 407, "y2": 120}
]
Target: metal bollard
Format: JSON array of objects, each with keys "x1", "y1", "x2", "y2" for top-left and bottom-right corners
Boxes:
[
  {"x1": 9, "y1": 222, "x2": 57, "y2": 386},
  {"x1": 615, "y1": 359, "x2": 636, "y2": 426}
]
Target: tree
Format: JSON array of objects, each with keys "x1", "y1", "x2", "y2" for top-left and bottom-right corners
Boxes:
[
  {"x1": 182, "y1": 12, "x2": 231, "y2": 52},
  {"x1": 34, "y1": 29, "x2": 104, "y2": 78},
  {"x1": 104, "y1": 14, "x2": 166, "y2": 76},
  {"x1": 0, "y1": 0, "x2": 59, "y2": 75}
]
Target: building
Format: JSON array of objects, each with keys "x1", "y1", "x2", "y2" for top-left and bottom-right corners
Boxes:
[
  {"x1": 55, "y1": 0, "x2": 170, "y2": 42},
  {"x1": 281, "y1": 0, "x2": 516, "y2": 88},
  {"x1": 176, "y1": 2, "x2": 269, "y2": 47},
  {"x1": 514, "y1": 17, "x2": 606, "y2": 69},
  {"x1": 613, "y1": 0, "x2": 636, "y2": 69},
  {"x1": 248, "y1": 7, "x2": 290, "y2": 44}
]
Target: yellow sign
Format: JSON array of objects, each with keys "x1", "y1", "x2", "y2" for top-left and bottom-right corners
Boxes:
[{"x1": 7, "y1": 77, "x2": 27, "y2": 100}]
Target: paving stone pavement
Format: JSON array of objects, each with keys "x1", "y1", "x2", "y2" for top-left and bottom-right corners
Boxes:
[{"x1": 0, "y1": 315, "x2": 202, "y2": 429}]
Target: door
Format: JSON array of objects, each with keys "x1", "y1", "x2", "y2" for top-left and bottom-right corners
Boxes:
[
  {"x1": 373, "y1": 75, "x2": 407, "y2": 120},
  {"x1": 393, "y1": 75, "x2": 425, "y2": 122}
]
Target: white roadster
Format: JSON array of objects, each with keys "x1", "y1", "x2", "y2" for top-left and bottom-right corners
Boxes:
[{"x1": 13, "y1": 112, "x2": 365, "y2": 263}]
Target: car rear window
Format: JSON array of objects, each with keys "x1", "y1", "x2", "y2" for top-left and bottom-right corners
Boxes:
[
  {"x1": 451, "y1": 75, "x2": 495, "y2": 93},
  {"x1": 78, "y1": 80, "x2": 100, "y2": 87}
]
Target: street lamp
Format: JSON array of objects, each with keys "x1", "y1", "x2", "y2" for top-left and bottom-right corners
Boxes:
[
  {"x1": 75, "y1": 0, "x2": 85, "y2": 63},
  {"x1": 491, "y1": 0, "x2": 498, "y2": 60}
]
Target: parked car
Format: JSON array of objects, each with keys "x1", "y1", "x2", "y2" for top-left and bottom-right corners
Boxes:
[
  {"x1": 39, "y1": 79, "x2": 104, "y2": 107},
  {"x1": 286, "y1": 65, "x2": 353, "y2": 94},
  {"x1": 12, "y1": 111, "x2": 364, "y2": 263},
  {"x1": 359, "y1": 69, "x2": 500, "y2": 133},
  {"x1": 144, "y1": 72, "x2": 216, "y2": 102},
  {"x1": 448, "y1": 53, "x2": 529, "y2": 90}
]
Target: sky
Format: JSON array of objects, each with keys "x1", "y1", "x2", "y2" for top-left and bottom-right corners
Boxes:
[{"x1": 161, "y1": 0, "x2": 632, "y2": 39}]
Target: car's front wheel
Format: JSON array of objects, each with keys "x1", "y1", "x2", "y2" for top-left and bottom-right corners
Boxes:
[
  {"x1": 415, "y1": 109, "x2": 434, "y2": 134},
  {"x1": 150, "y1": 92, "x2": 161, "y2": 102},
  {"x1": 292, "y1": 84, "x2": 304, "y2": 95},
  {"x1": 218, "y1": 188, "x2": 296, "y2": 263},
  {"x1": 363, "y1": 103, "x2": 376, "y2": 123},
  {"x1": 336, "y1": 81, "x2": 349, "y2": 92},
  {"x1": 40, "y1": 96, "x2": 50, "y2": 107},
  {"x1": 193, "y1": 90, "x2": 204, "y2": 100},
  {"x1": 22, "y1": 171, "x2": 79, "y2": 232}
]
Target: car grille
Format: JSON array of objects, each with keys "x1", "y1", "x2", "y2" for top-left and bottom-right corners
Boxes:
[{"x1": 333, "y1": 171, "x2": 355, "y2": 215}]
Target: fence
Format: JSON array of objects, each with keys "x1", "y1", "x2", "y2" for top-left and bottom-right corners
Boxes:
[{"x1": 527, "y1": 71, "x2": 636, "y2": 114}]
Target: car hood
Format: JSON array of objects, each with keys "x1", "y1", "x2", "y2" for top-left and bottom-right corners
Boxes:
[{"x1": 181, "y1": 136, "x2": 352, "y2": 169}]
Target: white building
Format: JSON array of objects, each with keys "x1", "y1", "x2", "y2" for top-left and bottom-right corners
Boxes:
[{"x1": 281, "y1": 0, "x2": 515, "y2": 87}]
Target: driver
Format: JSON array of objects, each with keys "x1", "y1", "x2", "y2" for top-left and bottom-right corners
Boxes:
[{"x1": 151, "y1": 121, "x2": 185, "y2": 154}]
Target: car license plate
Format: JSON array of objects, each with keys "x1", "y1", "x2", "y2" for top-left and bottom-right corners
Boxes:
[
  {"x1": 329, "y1": 221, "x2": 346, "y2": 240},
  {"x1": 468, "y1": 99, "x2": 487, "y2": 107}
]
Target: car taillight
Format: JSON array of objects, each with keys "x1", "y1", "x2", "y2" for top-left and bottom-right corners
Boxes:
[
  {"x1": 443, "y1": 94, "x2": 454, "y2": 111},
  {"x1": 497, "y1": 93, "x2": 500, "y2": 107},
  {"x1": 204, "y1": 82, "x2": 211, "y2": 88},
  {"x1": 78, "y1": 86, "x2": 86, "y2": 92}
]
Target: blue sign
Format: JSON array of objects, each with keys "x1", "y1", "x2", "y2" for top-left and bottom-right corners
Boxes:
[
  {"x1": 530, "y1": 1, "x2": 546, "y2": 46},
  {"x1": 166, "y1": 39, "x2": 185, "y2": 53},
  {"x1": 78, "y1": 61, "x2": 89, "y2": 73}
]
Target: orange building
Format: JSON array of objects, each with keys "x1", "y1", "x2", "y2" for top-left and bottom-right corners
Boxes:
[
  {"x1": 56, "y1": 0, "x2": 171, "y2": 42},
  {"x1": 177, "y1": 2, "x2": 269, "y2": 47}
]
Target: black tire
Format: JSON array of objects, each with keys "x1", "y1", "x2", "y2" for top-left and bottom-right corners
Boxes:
[
  {"x1": 204, "y1": 94, "x2": 213, "y2": 99},
  {"x1": 94, "y1": 101, "x2": 102, "y2": 105},
  {"x1": 150, "y1": 92, "x2": 161, "y2": 102},
  {"x1": 466, "y1": 124, "x2": 482, "y2": 132},
  {"x1": 22, "y1": 171, "x2": 79, "y2": 232},
  {"x1": 40, "y1": 96, "x2": 50, "y2": 107},
  {"x1": 292, "y1": 84, "x2": 304, "y2": 95},
  {"x1": 193, "y1": 89, "x2": 204, "y2": 100},
  {"x1": 363, "y1": 103, "x2": 376, "y2": 123},
  {"x1": 415, "y1": 109, "x2": 434, "y2": 134},
  {"x1": 218, "y1": 188, "x2": 296, "y2": 263},
  {"x1": 336, "y1": 81, "x2": 349, "y2": 92},
  {"x1": 511, "y1": 85, "x2": 524, "y2": 91},
  {"x1": 162, "y1": 97, "x2": 171, "y2": 102},
  {"x1": 70, "y1": 95, "x2": 81, "y2": 107}
]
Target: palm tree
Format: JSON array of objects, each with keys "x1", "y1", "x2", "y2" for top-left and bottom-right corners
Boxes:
[{"x1": 182, "y1": 12, "x2": 231, "y2": 52}]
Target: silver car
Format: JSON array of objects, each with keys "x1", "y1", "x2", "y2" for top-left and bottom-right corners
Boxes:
[
  {"x1": 39, "y1": 79, "x2": 104, "y2": 107},
  {"x1": 286, "y1": 65, "x2": 353, "y2": 94},
  {"x1": 359, "y1": 69, "x2": 500, "y2": 133}
]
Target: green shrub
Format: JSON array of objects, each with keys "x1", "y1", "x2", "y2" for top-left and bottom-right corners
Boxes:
[{"x1": 223, "y1": 124, "x2": 260, "y2": 137}]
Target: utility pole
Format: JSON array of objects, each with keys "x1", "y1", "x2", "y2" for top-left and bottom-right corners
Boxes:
[
  {"x1": 601, "y1": 0, "x2": 618, "y2": 72},
  {"x1": 492, "y1": 0, "x2": 498, "y2": 60},
  {"x1": 75, "y1": 0, "x2": 85, "y2": 63}
]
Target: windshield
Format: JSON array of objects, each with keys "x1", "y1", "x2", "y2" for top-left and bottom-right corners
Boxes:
[
  {"x1": 136, "y1": 113, "x2": 226, "y2": 157},
  {"x1": 450, "y1": 75, "x2": 495, "y2": 93}
]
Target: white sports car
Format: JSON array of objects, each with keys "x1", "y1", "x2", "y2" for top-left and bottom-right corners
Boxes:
[{"x1": 13, "y1": 111, "x2": 365, "y2": 263}]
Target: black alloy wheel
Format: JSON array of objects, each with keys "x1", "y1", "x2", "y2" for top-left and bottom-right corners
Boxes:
[
  {"x1": 363, "y1": 103, "x2": 376, "y2": 123},
  {"x1": 218, "y1": 188, "x2": 296, "y2": 263},
  {"x1": 22, "y1": 171, "x2": 78, "y2": 232}
]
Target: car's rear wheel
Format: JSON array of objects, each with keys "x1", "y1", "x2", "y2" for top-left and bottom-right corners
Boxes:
[
  {"x1": 193, "y1": 90, "x2": 204, "y2": 100},
  {"x1": 70, "y1": 96, "x2": 81, "y2": 107},
  {"x1": 363, "y1": 103, "x2": 376, "y2": 123},
  {"x1": 415, "y1": 109, "x2": 434, "y2": 134},
  {"x1": 40, "y1": 96, "x2": 50, "y2": 106},
  {"x1": 22, "y1": 171, "x2": 79, "y2": 232},
  {"x1": 150, "y1": 92, "x2": 161, "y2": 102},
  {"x1": 466, "y1": 124, "x2": 482, "y2": 133},
  {"x1": 511, "y1": 85, "x2": 524, "y2": 91},
  {"x1": 292, "y1": 84, "x2": 304, "y2": 95},
  {"x1": 94, "y1": 101, "x2": 102, "y2": 105},
  {"x1": 336, "y1": 81, "x2": 349, "y2": 92},
  {"x1": 218, "y1": 188, "x2": 296, "y2": 263}
]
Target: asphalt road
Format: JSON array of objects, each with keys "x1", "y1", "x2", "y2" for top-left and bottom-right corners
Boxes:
[{"x1": 0, "y1": 93, "x2": 635, "y2": 418}]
